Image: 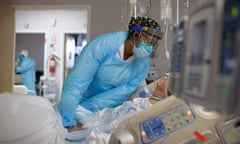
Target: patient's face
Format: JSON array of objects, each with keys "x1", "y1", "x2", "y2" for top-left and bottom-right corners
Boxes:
[{"x1": 154, "y1": 76, "x2": 171, "y2": 97}]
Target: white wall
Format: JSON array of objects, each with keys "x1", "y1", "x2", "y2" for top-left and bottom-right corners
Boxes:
[{"x1": 15, "y1": 5, "x2": 90, "y2": 100}]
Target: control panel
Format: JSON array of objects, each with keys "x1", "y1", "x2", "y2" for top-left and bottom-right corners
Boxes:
[{"x1": 139, "y1": 104, "x2": 195, "y2": 143}]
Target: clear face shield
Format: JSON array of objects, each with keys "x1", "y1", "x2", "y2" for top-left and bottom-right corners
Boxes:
[{"x1": 140, "y1": 30, "x2": 162, "y2": 58}]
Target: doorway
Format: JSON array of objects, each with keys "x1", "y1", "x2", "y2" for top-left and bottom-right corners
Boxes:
[{"x1": 15, "y1": 33, "x2": 45, "y2": 95}]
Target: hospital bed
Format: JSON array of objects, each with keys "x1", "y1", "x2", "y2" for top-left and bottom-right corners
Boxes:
[
  {"x1": 0, "y1": 77, "x2": 165, "y2": 144},
  {"x1": 0, "y1": 93, "x2": 149, "y2": 144},
  {"x1": 0, "y1": 93, "x2": 65, "y2": 144},
  {"x1": 0, "y1": 89, "x2": 153, "y2": 144}
]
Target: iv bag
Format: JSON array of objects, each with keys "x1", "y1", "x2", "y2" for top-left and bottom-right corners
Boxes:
[
  {"x1": 129, "y1": 0, "x2": 151, "y2": 18},
  {"x1": 160, "y1": 0, "x2": 173, "y2": 21},
  {"x1": 129, "y1": 0, "x2": 137, "y2": 18},
  {"x1": 136, "y1": 0, "x2": 150, "y2": 17}
]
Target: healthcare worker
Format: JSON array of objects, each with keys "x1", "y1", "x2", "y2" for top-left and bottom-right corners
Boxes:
[
  {"x1": 15, "y1": 49, "x2": 36, "y2": 95},
  {"x1": 59, "y1": 16, "x2": 163, "y2": 131}
]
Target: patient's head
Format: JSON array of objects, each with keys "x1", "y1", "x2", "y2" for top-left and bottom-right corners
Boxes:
[{"x1": 154, "y1": 75, "x2": 172, "y2": 97}]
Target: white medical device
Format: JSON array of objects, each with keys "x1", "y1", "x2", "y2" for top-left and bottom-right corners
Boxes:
[
  {"x1": 178, "y1": 0, "x2": 240, "y2": 115},
  {"x1": 109, "y1": 96, "x2": 222, "y2": 144}
]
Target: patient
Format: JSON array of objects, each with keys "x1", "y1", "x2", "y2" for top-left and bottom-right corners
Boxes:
[
  {"x1": 68, "y1": 75, "x2": 172, "y2": 132},
  {"x1": 68, "y1": 76, "x2": 172, "y2": 137},
  {"x1": 149, "y1": 75, "x2": 172, "y2": 104}
]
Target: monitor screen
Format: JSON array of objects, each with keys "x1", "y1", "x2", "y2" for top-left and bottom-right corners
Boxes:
[{"x1": 190, "y1": 20, "x2": 208, "y2": 65}]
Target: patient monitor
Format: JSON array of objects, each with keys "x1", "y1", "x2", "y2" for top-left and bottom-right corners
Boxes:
[{"x1": 178, "y1": 0, "x2": 240, "y2": 115}]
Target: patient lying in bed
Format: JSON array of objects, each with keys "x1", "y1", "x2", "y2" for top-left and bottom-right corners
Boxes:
[{"x1": 65, "y1": 75, "x2": 172, "y2": 143}]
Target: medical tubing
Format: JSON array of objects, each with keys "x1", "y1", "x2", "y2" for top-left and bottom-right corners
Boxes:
[
  {"x1": 164, "y1": 74, "x2": 169, "y2": 97},
  {"x1": 177, "y1": 0, "x2": 179, "y2": 25},
  {"x1": 164, "y1": 19, "x2": 170, "y2": 62}
]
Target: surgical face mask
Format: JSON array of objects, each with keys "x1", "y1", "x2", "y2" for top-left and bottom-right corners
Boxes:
[
  {"x1": 133, "y1": 42, "x2": 153, "y2": 58},
  {"x1": 18, "y1": 55, "x2": 24, "y2": 63},
  {"x1": 141, "y1": 32, "x2": 160, "y2": 58}
]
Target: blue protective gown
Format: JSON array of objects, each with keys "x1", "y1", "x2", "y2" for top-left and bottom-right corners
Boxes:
[
  {"x1": 15, "y1": 56, "x2": 36, "y2": 95},
  {"x1": 59, "y1": 31, "x2": 149, "y2": 127}
]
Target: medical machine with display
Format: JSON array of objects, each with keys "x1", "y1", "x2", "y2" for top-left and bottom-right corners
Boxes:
[
  {"x1": 109, "y1": 0, "x2": 240, "y2": 143},
  {"x1": 178, "y1": 0, "x2": 240, "y2": 115}
]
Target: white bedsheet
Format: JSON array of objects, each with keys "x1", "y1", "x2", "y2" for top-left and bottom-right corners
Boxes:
[{"x1": 66, "y1": 98, "x2": 152, "y2": 144}]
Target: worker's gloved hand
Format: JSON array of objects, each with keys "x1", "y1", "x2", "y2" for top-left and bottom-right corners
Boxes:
[{"x1": 67, "y1": 125, "x2": 87, "y2": 132}]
